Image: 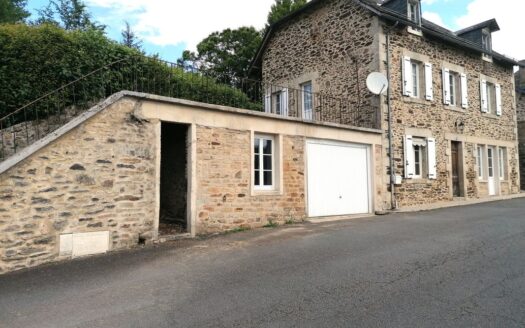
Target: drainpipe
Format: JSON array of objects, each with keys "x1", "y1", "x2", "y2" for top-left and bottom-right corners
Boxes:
[{"x1": 385, "y1": 21, "x2": 399, "y2": 210}]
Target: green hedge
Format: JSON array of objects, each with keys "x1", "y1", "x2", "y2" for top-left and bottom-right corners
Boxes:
[{"x1": 0, "y1": 24, "x2": 261, "y2": 121}]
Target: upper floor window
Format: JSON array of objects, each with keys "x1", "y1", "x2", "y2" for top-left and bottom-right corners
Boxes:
[
  {"x1": 442, "y1": 68, "x2": 468, "y2": 108},
  {"x1": 402, "y1": 56, "x2": 433, "y2": 101},
  {"x1": 301, "y1": 81, "x2": 313, "y2": 120},
  {"x1": 480, "y1": 79, "x2": 501, "y2": 116},
  {"x1": 482, "y1": 31, "x2": 492, "y2": 52},
  {"x1": 407, "y1": 1, "x2": 420, "y2": 24},
  {"x1": 264, "y1": 88, "x2": 289, "y2": 116}
]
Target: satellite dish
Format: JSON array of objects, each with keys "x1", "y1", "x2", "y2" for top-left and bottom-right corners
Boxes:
[{"x1": 366, "y1": 72, "x2": 389, "y2": 95}]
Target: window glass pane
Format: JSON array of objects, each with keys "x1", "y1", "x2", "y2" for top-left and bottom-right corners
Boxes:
[
  {"x1": 412, "y1": 63, "x2": 418, "y2": 97},
  {"x1": 449, "y1": 74, "x2": 455, "y2": 105},
  {"x1": 254, "y1": 170, "x2": 260, "y2": 186},
  {"x1": 263, "y1": 155, "x2": 272, "y2": 170},
  {"x1": 263, "y1": 139, "x2": 272, "y2": 155},
  {"x1": 414, "y1": 146, "x2": 421, "y2": 176},
  {"x1": 254, "y1": 138, "x2": 260, "y2": 154},
  {"x1": 254, "y1": 154, "x2": 260, "y2": 170},
  {"x1": 263, "y1": 171, "x2": 272, "y2": 186}
]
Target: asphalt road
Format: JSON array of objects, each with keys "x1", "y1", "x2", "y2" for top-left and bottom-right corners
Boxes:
[{"x1": 1, "y1": 199, "x2": 525, "y2": 328}]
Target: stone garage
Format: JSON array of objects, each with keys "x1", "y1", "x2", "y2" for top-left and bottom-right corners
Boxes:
[{"x1": 0, "y1": 91, "x2": 382, "y2": 274}]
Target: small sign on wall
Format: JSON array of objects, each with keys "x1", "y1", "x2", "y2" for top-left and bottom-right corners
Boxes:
[{"x1": 59, "y1": 231, "x2": 110, "y2": 258}]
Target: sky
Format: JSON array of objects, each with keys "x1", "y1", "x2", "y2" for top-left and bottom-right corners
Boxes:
[{"x1": 27, "y1": 0, "x2": 525, "y2": 63}]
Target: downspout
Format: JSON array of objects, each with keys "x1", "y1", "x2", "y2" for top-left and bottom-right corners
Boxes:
[{"x1": 385, "y1": 21, "x2": 399, "y2": 210}]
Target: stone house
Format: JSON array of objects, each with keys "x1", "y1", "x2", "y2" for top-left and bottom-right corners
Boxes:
[
  {"x1": 252, "y1": 0, "x2": 521, "y2": 208},
  {"x1": 516, "y1": 62, "x2": 525, "y2": 190}
]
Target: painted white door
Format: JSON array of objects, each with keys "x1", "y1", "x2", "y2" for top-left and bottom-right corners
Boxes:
[
  {"x1": 306, "y1": 140, "x2": 370, "y2": 217},
  {"x1": 487, "y1": 146, "x2": 496, "y2": 196}
]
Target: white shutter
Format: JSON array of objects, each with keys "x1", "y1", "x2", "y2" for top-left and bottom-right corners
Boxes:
[
  {"x1": 264, "y1": 93, "x2": 271, "y2": 113},
  {"x1": 460, "y1": 73, "x2": 468, "y2": 109},
  {"x1": 404, "y1": 135, "x2": 415, "y2": 179},
  {"x1": 480, "y1": 79, "x2": 488, "y2": 112},
  {"x1": 424, "y1": 63, "x2": 433, "y2": 101},
  {"x1": 402, "y1": 56, "x2": 412, "y2": 97},
  {"x1": 427, "y1": 137, "x2": 437, "y2": 179},
  {"x1": 281, "y1": 88, "x2": 289, "y2": 117},
  {"x1": 495, "y1": 84, "x2": 502, "y2": 116},
  {"x1": 442, "y1": 68, "x2": 450, "y2": 105}
]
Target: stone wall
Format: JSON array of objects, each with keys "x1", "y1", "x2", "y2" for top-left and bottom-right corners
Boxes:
[
  {"x1": 386, "y1": 25, "x2": 519, "y2": 206},
  {"x1": 261, "y1": 0, "x2": 380, "y2": 128},
  {"x1": 0, "y1": 98, "x2": 158, "y2": 274},
  {"x1": 195, "y1": 127, "x2": 306, "y2": 233}
]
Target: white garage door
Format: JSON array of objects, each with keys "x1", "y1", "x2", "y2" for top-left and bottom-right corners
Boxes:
[{"x1": 307, "y1": 140, "x2": 370, "y2": 217}]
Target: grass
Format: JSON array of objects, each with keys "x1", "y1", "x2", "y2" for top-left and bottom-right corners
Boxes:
[
  {"x1": 263, "y1": 219, "x2": 279, "y2": 228},
  {"x1": 226, "y1": 226, "x2": 251, "y2": 234}
]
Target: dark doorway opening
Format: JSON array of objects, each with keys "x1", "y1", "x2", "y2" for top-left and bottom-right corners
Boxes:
[
  {"x1": 160, "y1": 122, "x2": 189, "y2": 235},
  {"x1": 451, "y1": 141, "x2": 463, "y2": 197}
]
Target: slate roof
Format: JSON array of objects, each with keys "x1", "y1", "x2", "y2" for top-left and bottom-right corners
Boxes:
[{"x1": 249, "y1": 0, "x2": 520, "y2": 74}]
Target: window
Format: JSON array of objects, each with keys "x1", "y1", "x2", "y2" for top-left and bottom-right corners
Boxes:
[
  {"x1": 482, "y1": 31, "x2": 492, "y2": 52},
  {"x1": 301, "y1": 81, "x2": 313, "y2": 120},
  {"x1": 264, "y1": 89, "x2": 289, "y2": 116},
  {"x1": 403, "y1": 57, "x2": 432, "y2": 100},
  {"x1": 487, "y1": 147, "x2": 494, "y2": 178},
  {"x1": 254, "y1": 135, "x2": 274, "y2": 190},
  {"x1": 476, "y1": 145, "x2": 484, "y2": 179},
  {"x1": 498, "y1": 147, "x2": 506, "y2": 180},
  {"x1": 480, "y1": 79, "x2": 501, "y2": 116},
  {"x1": 404, "y1": 136, "x2": 437, "y2": 180},
  {"x1": 443, "y1": 68, "x2": 468, "y2": 108},
  {"x1": 407, "y1": 1, "x2": 420, "y2": 24}
]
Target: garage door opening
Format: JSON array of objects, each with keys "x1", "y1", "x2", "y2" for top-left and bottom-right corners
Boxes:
[{"x1": 160, "y1": 122, "x2": 189, "y2": 236}]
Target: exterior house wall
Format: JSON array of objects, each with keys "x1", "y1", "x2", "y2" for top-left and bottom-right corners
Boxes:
[
  {"x1": 0, "y1": 94, "x2": 382, "y2": 274},
  {"x1": 385, "y1": 26, "x2": 519, "y2": 207},
  {"x1": 518, "y1": 91, "x2": 525, "y2": 190},
  {"x1": 261, "y1": 0, "x2": 380, "y2": 128},
  {"x1": 261, "y1": 0, "x2": 520, "y2": 209}
]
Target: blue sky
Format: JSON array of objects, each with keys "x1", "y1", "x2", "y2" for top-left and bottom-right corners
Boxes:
[{"x1": 26, "y1": 0, "x2": 525, "y2": 62}]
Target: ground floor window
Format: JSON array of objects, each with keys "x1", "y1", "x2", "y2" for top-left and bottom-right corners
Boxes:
[
  {"x1": 404, "y1": 135, "x2": 436, "y2": 180},
  {"x1": 498, "y1": 147, "x2": 507, "y2": 180},
  {"x1": 254, "y1": 134, "x2": 275, "y2": 190},
  {"x1": 476, "y1": 145, "x2": 484, "y2": 179}
]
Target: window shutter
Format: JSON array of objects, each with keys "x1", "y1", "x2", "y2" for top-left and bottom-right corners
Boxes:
[
  {"x1": 495, "y1": 84, "x2": 502, "y2": 116},
  {"x1": 264, "y1": 92, "x2": 271, "y2": 113},
  {"x1": 281, "y1": 88, "x2": 289, "y2": 117},
  {"x1": 404, "y1": 135, "x2": 415, "y2": 179},
  {"x1": 427, "y1": 137, "x2": 437, "y2": 179},
  {"x1": 480, "y1": 79, "x2": 488, "y2": 112},
  {"x1": 442, "y1": 68, "x2": 450, "y2": 105},
  {"x1": 460, "y1": 73, "x2": 468, "y2": 109},
  {"x1": 424, "y1": 63, "x2": 433, "y2": 101},
  {"x1": 402, "y1": 56, "x2": 412, "y2": 97}
]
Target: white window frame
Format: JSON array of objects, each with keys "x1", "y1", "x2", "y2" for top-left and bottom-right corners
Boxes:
[
  {"x1": 498, "y1": 147, "x2": 506, "y2": 180},
  {"x1": 301, "y1": 81, "x2": 313, "y2": 120},
  {"x1": 253, "y1": 134, "x2": 275, "y2": 191},
  {"x1": 407, "y1": 1, "x2": 420, "y2": 24},
  {"x1": 404, "y1": 135, "x2": 437, "y2": 180},
  {"x1": 449, "y1": 72, "x2": 457, "y2": 106},
  {"x1": 476, "y1": 145, "x2": 484, "y2": 180},
  {"x1": 482, "y1": 31, "x2": 492, "y2": 52},
  {"x1": 413, "y1": 144, "x2": 423, "y2": 179},
  {"x1": 411, "y1": 61, "x2": 420, "y2": 98}
]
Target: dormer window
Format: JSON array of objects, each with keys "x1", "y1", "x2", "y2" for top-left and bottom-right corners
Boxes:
[
  {"x1": 482, "y1": 30, "x2": 492, "y2": 51},
  {"x1": 408, "y1": 1, "x2": 420, "y2": 25}
]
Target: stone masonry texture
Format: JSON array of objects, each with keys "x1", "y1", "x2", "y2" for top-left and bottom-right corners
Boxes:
[
  {"x1": 262, "y1": 0, "x2": 519, "y2": 208},
  {"x1": 0, "y1": 99, "x2": 158, "y2": 274}
]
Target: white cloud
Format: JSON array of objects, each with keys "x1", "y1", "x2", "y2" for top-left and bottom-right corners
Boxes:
[
  {"x1": 86, "y1": 0, "x2": 275, "y2": 50},
  {"x1": 456, "y1": 0, "x2": 525, "y2": 60},
  {"x1": 422, "y1": 11, "x2": 447, "y2": 27}
]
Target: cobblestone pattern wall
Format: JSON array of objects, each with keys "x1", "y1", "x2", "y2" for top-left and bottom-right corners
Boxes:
[
  {"x1": 0, "y1": 99, "x2": 158, "y2": 274},
  {"x1": 261, "y1": 0, "x2": 379, "y2": 128},
  {"x1": 387, "y1": 26, "x2": 519, "y2": 207},
  {"x1": 196, "y1": 127, "x2": 306, "y2": 234}
]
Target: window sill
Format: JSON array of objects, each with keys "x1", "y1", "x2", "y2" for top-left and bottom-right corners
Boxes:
[
  {"x1": 251, "y1": 189, "x2": 283, "y2": 197},
  {"x1": 482, "y1": 113, "x2": 500, "y2": 120},
  {"x1": 403, "y1": 96, "x2": 430, "y2": 106},
  {"x1": 445, "y1": 105, "x2": 467, "y2": 113},
  {"x1": 407, "y1": 26, "x2": 423, "y2": 36},
  {"x1": 404, "y1": 178, "x2": 432, "y2": 184}
]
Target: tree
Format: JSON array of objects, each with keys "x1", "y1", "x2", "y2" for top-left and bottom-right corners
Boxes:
[
  {"x1": 0, "y1": 0, "x2": 30, "y2": 23},
  {"x1": 267, "y1": 0, "x2": 307, "y2": 26},
  {"x1": 121, "y1": 21, "x2": 142, "y2": 51},
  {"x1": 187, "y1": 27, "x2": 262, "y2": 85},
  {"x1": 35, "y1": 0, "x2": 103, "y2": 31}
]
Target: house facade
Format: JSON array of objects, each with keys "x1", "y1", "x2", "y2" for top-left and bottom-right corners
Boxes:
[
  {"x1": 253, "y1": 0, "x2": 521, "y2": 209},
  {"x1": 516, "y1": 63, "x2": 525, "y2": 190}
]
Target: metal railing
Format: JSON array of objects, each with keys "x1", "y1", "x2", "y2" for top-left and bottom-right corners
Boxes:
[{"x1": 0, "y1": 55, "x2": 378, "y2": 162}]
